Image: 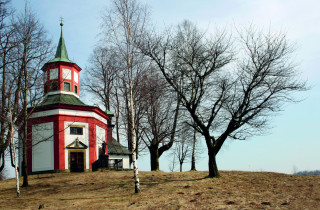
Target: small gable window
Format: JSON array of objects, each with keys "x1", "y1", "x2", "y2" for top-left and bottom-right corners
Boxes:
[
  {"x1": 63, "y1": 82, "x2": 71, "y2": 91},
  {"x1": 74, "y1": 85, "x2": 78, "y2": 94},
  {"x1": 70, "y1": 127, "x2": 83, "y2": 135}
]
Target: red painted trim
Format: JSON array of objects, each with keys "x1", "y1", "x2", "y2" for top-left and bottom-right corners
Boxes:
[
  {"x1": 89, "y1": 123, "x2": 96, "y2": 169},
  {"x1": 42, "y1": 61, "x2": 82, "y2": 72},
  {"x1": 58, "y1": 116, "x2": 65, "y2": 169},
  {"x1": 30, "y1": 104, "x2": 113, "y2": 119},
  {"x1": 18, "y1": 103, "x2": 113, "y2": 126},
  {"x1": 53, "y1": 118, "x2": 59, "y2": 169},
  {"x1": 42, "y1": 61, "x2": 82, "y2": 94},
  {"x1": 51, "y1": 116, "x2": 66, "y2": 170},
  {"x1": 27, "y1": 123, "x2": 32, "y2": 173}
]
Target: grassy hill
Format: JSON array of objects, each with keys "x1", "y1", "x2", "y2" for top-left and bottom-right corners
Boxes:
[{"x1": 0, "y1": 170, "x2": 319, "y2": 209}]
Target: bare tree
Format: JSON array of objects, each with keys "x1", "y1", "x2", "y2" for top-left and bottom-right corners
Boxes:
[
  {"x1": 84, "y1": 46, "x2": 122, "y2": 142},
  {"x1": 85, "y1": 47, "x2": 119, "y2": 111},
  {"x1": 8, "y1": 102, "x2": 20, "y2": 196},
  {"x1": 168, "y1": 154, "x2": 176, "y2": 172},
  {"x1": 100, "y1": 0, "x2": 149, "y2": 193},
  {"x1": 138, "y1": 69, "x2": 180, "y2": 171},
  {"x1": 139, "y1": 20, "x2": 307, "y2": 177},
  {"x1": 13, "y1": 3, "x2": 51, "y2": 187},
  {"x1": 0, "y1": 0, "x2": 17, "y2": 173},
  {"x1": 84, "y1": 45, "x2": 147, "y2": 156},
  {"x1": 175, "y1": 125, "x2": 192, "y2": 172}
]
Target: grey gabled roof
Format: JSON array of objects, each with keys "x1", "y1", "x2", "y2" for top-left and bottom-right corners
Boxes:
[
  {"x1": 107, "y1": 139, "x2": 132, "y2": 155},
  {"x1": 38, "y1": 94, "x2": 87, "y2": 107}
]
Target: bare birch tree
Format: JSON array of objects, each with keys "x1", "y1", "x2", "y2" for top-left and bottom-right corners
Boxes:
[
  {"x1": 8, "y1": 102, "x2": 20, "y2": 196},
  {"x1": 100, "y1": 0, "x2": 149, "y2": 193},
  {"x1": 0, "y1": 0, "x2": 16, "y2": 172}
]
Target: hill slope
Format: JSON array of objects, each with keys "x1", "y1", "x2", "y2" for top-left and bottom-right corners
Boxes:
[{"x1": 0, "y1": 170, "x2": 319, "y2": 209}]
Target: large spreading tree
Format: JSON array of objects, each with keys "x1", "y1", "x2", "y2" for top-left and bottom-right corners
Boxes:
[{"x1": 139, "y1": 20, "x2": 306, "y2": 177}]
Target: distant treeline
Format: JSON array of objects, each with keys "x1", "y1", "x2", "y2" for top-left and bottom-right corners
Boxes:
[{"x1": 294, "y1": 170, "x2": 320, "y2": 176}]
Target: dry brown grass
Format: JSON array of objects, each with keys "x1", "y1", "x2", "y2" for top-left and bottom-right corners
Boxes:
[{"x1": 0, "y1": 170, "x2": 319, "y2": 209}]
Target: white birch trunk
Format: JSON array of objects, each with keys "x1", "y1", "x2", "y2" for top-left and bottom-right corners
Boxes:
[
  {"x1": 9, "y1": 107, "x2": 20, "y2": 196},
  {"x1": 125, "y1": 0, "x2": 140, "y2": 193}
]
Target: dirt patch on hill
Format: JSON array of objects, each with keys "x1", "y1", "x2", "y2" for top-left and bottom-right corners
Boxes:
[{"x1": 0, "y1": 170, "x2": 319, "y2": 209}]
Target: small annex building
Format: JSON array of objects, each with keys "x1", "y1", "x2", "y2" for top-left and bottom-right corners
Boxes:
[
  {"x1": 18, "y1": 23, "x2": 131, "y2": 173},
  {"x1": 107, "y1": 139, "x2": 132, "y2": 169}
]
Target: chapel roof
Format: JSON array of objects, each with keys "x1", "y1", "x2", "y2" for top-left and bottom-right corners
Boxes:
[
  {"x1": 38, "y1": 94, "x2": 87, "y2": 107},
  {"x1": 47, "y1": 21, "x2": 73, "y2": 64},
  {"x1": 107, "y1": 139, "x2": 132, "y2": 155}
]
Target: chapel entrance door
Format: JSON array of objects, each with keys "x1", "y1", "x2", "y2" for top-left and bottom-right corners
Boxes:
[{"x1": 70, "y1": 151, "x2": 84, "y2": 172}]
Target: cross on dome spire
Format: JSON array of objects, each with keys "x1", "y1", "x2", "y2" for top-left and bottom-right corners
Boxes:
[
  {"x1": 48, "y1": 18, "x2": 72, "y2": 63},
  {"x1": 60, "y1": 17, "x2": 64, "y2": 27}
]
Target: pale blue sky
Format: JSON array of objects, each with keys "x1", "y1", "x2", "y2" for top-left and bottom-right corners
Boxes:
[{"x1": 9, "y1": 0, "x2": 320, "y2": 174}]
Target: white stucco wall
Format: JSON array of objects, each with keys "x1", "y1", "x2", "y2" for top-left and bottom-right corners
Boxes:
[
  {"x1": 96, "y1": 125, "x2": 105, "y2": 159},
  {"x1": 64, "y1": 121, "x2": 89, "y2": 170},
  {"x1": 109, "y1": 155, "x2": 131, "y2": 169},
  {"x1": 32, "y1": 122, "x2": 54, "y2": 172}
]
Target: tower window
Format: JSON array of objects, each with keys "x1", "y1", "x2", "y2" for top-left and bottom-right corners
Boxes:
[
  {"x1": 50, "y1": 68, "x2": 58, "y2": 80},
  {"x1": 74, "y1": 85, "x2": 78, "y2": 94},
  {"x1": 74, "y1": 71, "x2": 79, "y2": 83},
  {"x1": 62, "y1": 68, "x2": 72, "y2": 80},
  {"x1": 70, "y1": 127, "x2": 83, "y2": 135},
  {"x1": 63, "y1": 82, "x2": 71, "y2": 91}
]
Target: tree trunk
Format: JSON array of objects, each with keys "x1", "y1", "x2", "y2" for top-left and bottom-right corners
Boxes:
[
  {"x1": 0, "y1": 153, "x2": 4, "y2": 172},
  {"x1": 9, "y1": 138, "x2": 16, "y2": 168},
  {"x1": 191, "y1": 126, "x2": 197, "y2": 171},
  {"x1": 126, "y1": 0, "x2": 140, "y2": 192},
  {"x1": 13, "y1": 142, "x2": 20, "y2": 196},
  {"x1": 22, "y1": 160, "x2": 28, "y2": 187},
  {"x1": 131, "y1": 141, "x2": 140, "y2": 193},
  {"x1": 9, "y1": 109, "x2": 20, "y2": 196},
  {"x1": 180, "y1": 162, "x2": 183, "y2": 172},
  {"x1": 0, "y1": 54, "x2": 8, "y2": 168},
  {"x1": 130, "y1": 84, "x2": 140, "y2": 193},
  {"x1": 22, "y1": 140, "x2": 28, "y2": 187},
  {"x1": 115, "y1": 89, "x2": 120, "y2": 143},
  {"x1": 208, "y1": 148, "x2": 219, "y2": 178},
  {"x1": 135, "y1": 130, "x2": 139, "y2": 160},
  {"x1": 126, "y1": 94, "x2": 133, "y2": 165},
  {"x1": 150, "y1": 147, "x2": 159, "y2": 171},
  {"x1": 22, "y1": 77, "x2": 29, "y2": 187}
]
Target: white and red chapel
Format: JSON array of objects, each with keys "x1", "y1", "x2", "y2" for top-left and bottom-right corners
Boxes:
[{"x1": 18, "y1": 23, "x2": 125, "y2": 173}]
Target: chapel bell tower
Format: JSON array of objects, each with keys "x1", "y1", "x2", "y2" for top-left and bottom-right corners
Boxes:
[{"x1": 42, "y1": 22, "x2": 81, "y2": 97}]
